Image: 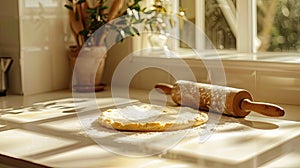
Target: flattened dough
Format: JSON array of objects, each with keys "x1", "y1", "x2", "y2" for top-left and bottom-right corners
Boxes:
[{"x1": 98, "y1": 104, "x2": 208, "y2": 132}]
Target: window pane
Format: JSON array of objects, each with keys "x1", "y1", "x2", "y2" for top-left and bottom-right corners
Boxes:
[
  {"x1": 179, "y1": 0, "x2": 196, "y2": 48},
  {"x1": 179, "y1": 0, "x2": 237, "y2": 50},
  {"x1": 205, "y1": 0, "x2": 236, "y2": 50},
  {"x1": 257, "y1": 0, "x2": 300, "y2": 52}
]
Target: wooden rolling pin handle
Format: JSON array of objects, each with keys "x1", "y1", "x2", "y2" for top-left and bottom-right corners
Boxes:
[
  {"x1": 241, "y1": 99, "x2": 285, "y2": 117},
  {"x1": 154, "y1": 83, "x2": 173, "y2": 95}
]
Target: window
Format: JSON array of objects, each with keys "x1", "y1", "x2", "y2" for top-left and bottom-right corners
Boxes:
[
  {"x1": 180, "y1": 0, "x2": 237, "y2": 50},
  {"x1": 135, "y1": 0, "x2": 300, "y2": 56},
  {"x1": 180, "y1": 0, "x2": 300, "y2": 54}
]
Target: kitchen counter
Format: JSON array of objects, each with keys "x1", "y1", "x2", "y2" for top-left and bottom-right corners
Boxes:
[{"x1": 0, "y1": 88, "x2": 300, "y2": 168}]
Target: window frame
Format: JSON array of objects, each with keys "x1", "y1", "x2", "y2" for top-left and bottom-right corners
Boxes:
[{"x1": 236, "y1": 0, "x2": 257, "y2": 53}]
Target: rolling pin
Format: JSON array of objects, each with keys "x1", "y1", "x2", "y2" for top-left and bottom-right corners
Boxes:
[{"x1": 155, "y1": 80, "x2": 284, "y2": 117}]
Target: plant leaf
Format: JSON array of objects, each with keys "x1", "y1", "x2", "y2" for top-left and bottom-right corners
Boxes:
[
  {"x1": 149, "y1": 23, "x2": 153, "y2": 32},
  {"x1": 131, "y1": 26, "x2": 140, "y2": 36},
  {"x1": 86, "y1": 8, "x2": 97, "y2": 13},
  {"x1": 124, "y1": 27, "x2": 133, "y2": 36},
  {"x1": 131, "y1": 4, "x2": 140, "y2": 11},
  {"x1": 99, "y1": 6, "x2": 108, "y2": 10},
  {"x1": 108, "y1": 24, "x2": 117, "y2": 30},
  {"x1": 144, "y1": 10, "x2": 155, "y2": 15},
  {"x1": 116, "y1": 19, "x2": 127, "y2": 25},
  {"x1": 64, "y1": 4, "x2": 73, "y2": 11},
  {"x1": 133, "y1": 18, "x2": 145, "y2": 24},
  {"x1": 115, "y1": 32, "x2": 123, "y2": 43},
  {"x1": 77, "y1": 0, "x2": 85, "y2": 4},
  {"x1": 169, "y1": 18, "x2": 176, "y2": 28}
]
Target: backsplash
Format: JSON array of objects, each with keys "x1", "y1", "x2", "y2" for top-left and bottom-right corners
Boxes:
[{"x1": 19, "y1": 0, "x2": 72, "y2": 95}]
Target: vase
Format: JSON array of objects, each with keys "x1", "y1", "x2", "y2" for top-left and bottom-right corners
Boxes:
[
  {"x1": 68, "y1": 45, "x2": 106, "y2": 92},
  {"x1": 148, "y1": 33, "x2": 169, "y2": 50}
]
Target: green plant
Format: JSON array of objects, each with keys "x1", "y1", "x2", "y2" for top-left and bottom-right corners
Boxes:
[
  {"x1": 64, "y1": 0, "x2": 179, "y2": 48},
  {"x1": 64, "y1": 0, "x2": 144, "y2": 47},
  {"x1": 144, "y1": 0, "x2": 174, "y2": 34}
]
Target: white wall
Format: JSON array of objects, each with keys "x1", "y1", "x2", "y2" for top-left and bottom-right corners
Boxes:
[{"x1": 0, "y1": 0, "x2": 73, "y2": 95}]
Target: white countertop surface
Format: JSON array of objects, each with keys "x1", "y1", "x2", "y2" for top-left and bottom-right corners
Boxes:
[{"x1": 0, "y1": 88, "x2": 300, "y2": 168}]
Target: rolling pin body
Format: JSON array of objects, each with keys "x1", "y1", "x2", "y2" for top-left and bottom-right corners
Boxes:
[{"x1": 155, "y1": 80, "x2": 284, "y2": 117}]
